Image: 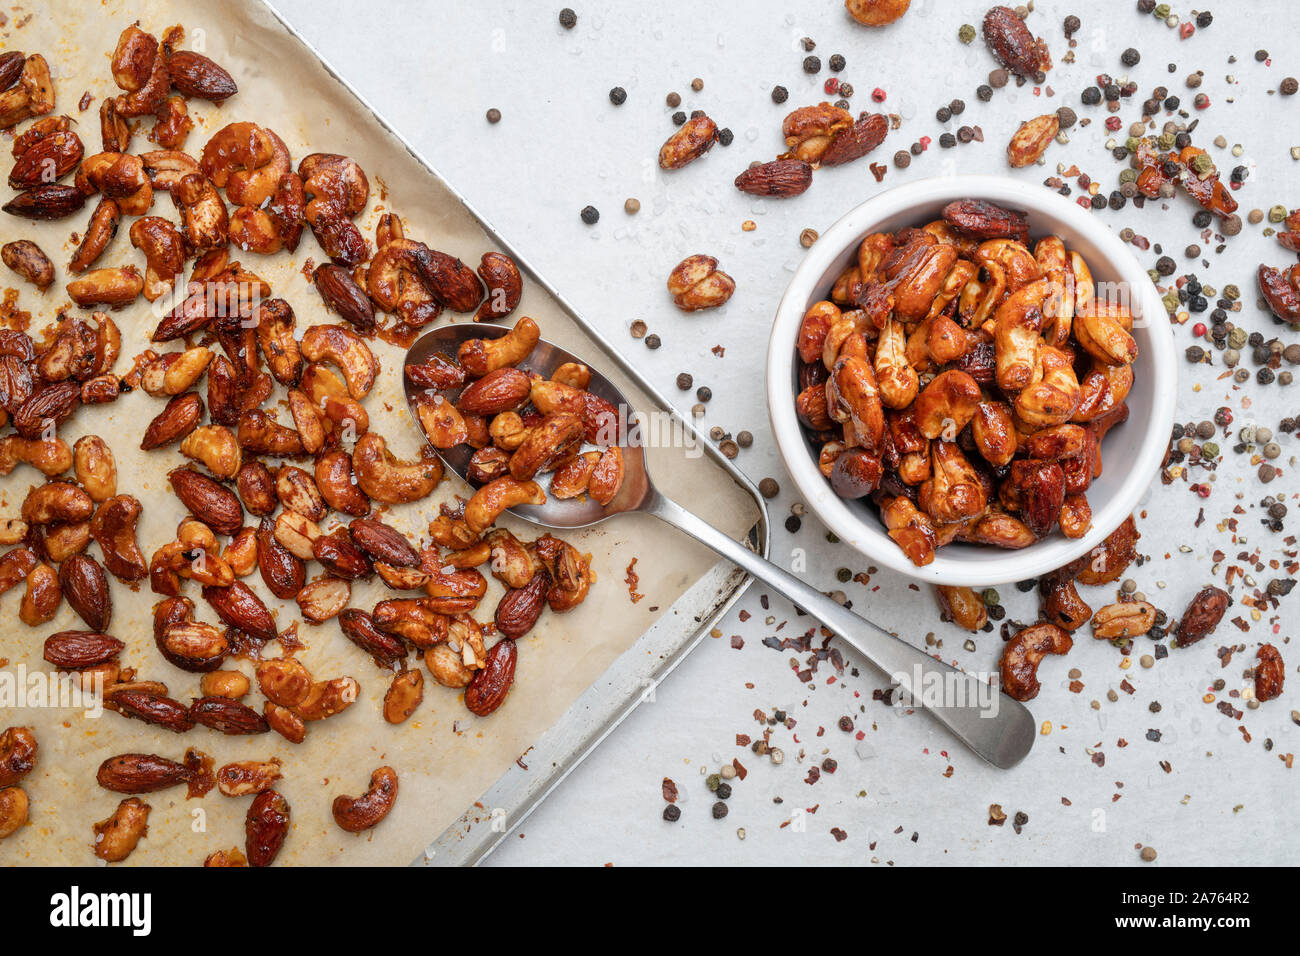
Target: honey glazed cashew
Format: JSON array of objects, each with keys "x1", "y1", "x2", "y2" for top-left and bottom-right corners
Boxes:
[{"x1": 792, "y1": 200, "x2": 1137, "y2": 567}]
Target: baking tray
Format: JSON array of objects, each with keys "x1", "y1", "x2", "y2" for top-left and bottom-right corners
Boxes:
[{"x1": 0, "y1": 0, "x2": 768, "y2": 866}]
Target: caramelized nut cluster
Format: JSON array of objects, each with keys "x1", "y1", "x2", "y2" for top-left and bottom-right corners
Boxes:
[{"x1": 794, "y1": 199, "x2": 1137, "y2": 567}]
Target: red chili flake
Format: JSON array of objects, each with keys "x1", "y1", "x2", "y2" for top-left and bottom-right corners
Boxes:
[
  {"x1": 824, "y1": 77, "x2": 839, "y2": 95},
  {"x1": 830, "y1": 827, "x2": 848, "y2": 842},
  {"x1": 804, "y1": 766, "x2": 821, "y2": 785},
  {"x1": 730, "y1": 635, "x2": 744, "y2": 649},
  {"x1": 662, "y1": 778, "x2": 678, "y2": 803},
  {"x1": 869, "y1": 162, "x2": 887, "y2": 182},
  {"x1": 872, "y1": 87, "x2": 886, "y2": 102},
  {"x1": 1192, "y1": 322, "x2": 1207, "y2": 336},
  {"x1": 735, "y1": 734, "x2": 751, "y2": 746},
  {"x1": 1105, "y1": 116, "x2": 1122, "y2": 131},
  {"x1": 732, "y1": 758, "x2": 747, "y2": 780}
]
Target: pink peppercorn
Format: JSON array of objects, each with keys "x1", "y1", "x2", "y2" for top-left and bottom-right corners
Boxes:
[
  {"x1": 1196, "y1": 484, "x2": 1212, "y2": 499},
  {"x1": 919, "y1": 135, "x2": 930, "y2": 149},
  {"x1": 1193, "y1": 322, "x2": 1207, "y2": 337},
  {"x1": 1077, "y1": 197, "x2": 1091, "y2": 208},
  {"x1": 872, "y1": 87, "x2": 886, "y2": 102},
  {"x1": 824, "y1": 77, "x2": 839, "y2": 95},
  {"x1": 1105, "y1": 116, "x2": 1122, "y2": 131},
  {"x1": 1180, "y1": 22, "x2": 1196, "y2": 39}
]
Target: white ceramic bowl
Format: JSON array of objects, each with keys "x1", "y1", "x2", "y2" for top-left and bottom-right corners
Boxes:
[{"x1": 766, "y1": 175, "x2": 1176, "y2": 586}]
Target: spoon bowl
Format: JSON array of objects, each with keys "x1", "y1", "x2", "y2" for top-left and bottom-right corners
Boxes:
[{"x1": 403, "y1": 321, "x2": 1038, "y2": 769}]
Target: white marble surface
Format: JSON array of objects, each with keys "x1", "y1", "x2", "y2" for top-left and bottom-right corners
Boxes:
[{"x1": 270, "y1": 0, "x2": 1299, "y2": 865}]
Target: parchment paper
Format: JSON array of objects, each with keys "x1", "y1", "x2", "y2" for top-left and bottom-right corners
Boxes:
[{"x1": 0, "y1": 0, "x2": 758, "y2": 865}]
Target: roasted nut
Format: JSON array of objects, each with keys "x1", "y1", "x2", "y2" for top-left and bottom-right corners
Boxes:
[
  {"x1": 299, "y1": 324, "x2": 377, "y2": 399},
  {"x1": 159, "y1": 622, "x2": 230, "y2": 672},
  {"x1": 509, "y1": 412, "x2": 583, "y2": 480},
  {"x1": 1058, "y1": 493, "x2": 1092, "y2": 539},
  {"x1": 410, "y1": 244, "x2": 483, "y2": 313},
  {"x1": 1173, "y1": 585, "x2": 1230, "y2": 648},
  {"x1": 1039, "y1": 573, "x2": 1092, "y2": 632},
  {"x1": 1008, "y1": 459, "x2": 1065, "y2": 539},
  {"x1": 11, "y1": 380, "x2": 77, "y2": 438},
  {"x1": 314, "y1": 263, "x2": 376, "y2": 333},
  {"x1": 200, "y1": 670, "x2": 251, "y2": 699},
  {"x1": 72, "y1": 435, "x2": 116, "y2": 500},
  {"x1": 0, "y1": 54, "x2": 55, "y2": 130},
  {"x1": 217, "y1": 760, "x2": 282, "y2": 798},
  {"x1": 43, "y1": 630, "x2": 123, "y2": 670},
  {"x1": 1254, "y1": 644, "x2": 1284, "y2": 702},
  {"x1": 275, "y1": 466, "x2": 327, "y2": 522},
  {"x1": 1, "y1": 239, "x2": 54, "y2": 289},
  {"x1": 332, "y1": 766, "x2": 398, "y2": 833},
  {"x1": 983, "y1": 5, "x2": 1051, "y2": 78},
  {"x1": 0, "y1": 435, "x2": 71, "y2": 478},
  {"x1": 168, "y1": 467, "x2": 243, "y2": 535},
  {"x1": 141, "y1": 391, "x2": 204, "y2": 449},
  {"x1": 352, "y1": 434, "x2": 443, "y2": 504},
  {"x1": 201, "y1": 122, "x2": 290, "y2": 207},
  {"x1": 1091, "y1": 601, "x2": 1155, "y2": 640},
  {"x1": 936, "y1": 585, "x2": 988, "y2": 631},
  {"x1": 348, "y1": 517, "x2": 419, "y2": 567},
  {"x1": 167, "y1": 49, "x2": 237, "y2": 101},
  {"x1": 294, "y1": 677, "x2": 360, "y2": 721},
  {"x1": 1007, "y1": 114, "x2": 1059, "y2": 168},
  {"x1": 263, "y1": 703, "x2": 306, "y2": 745},
  {"x1": 339, "y1": 608, "x2": 408, "y2": 666},
  {"x1": 106, "y1": 689, "x2": 195, "y2": 733},
  {"x1": 171, "y1": 172, "x2": 228, "y2": 251},
  {"x1": 999, "y1": 622, "x2": 1072, "y2": 701},
  {"x1": 464, "y1": 639, "x2": 517, "y2": 716},
  {"x1": 494, "y1": 570, "x2": 548, "y2": 639},
  {"x1": 457, "y1": 317, "x2": 540, "y2": 377},
  {"x1": 465, "y1": 477, "x2": 545, "y2": 534},
  {"x1": 457, "y1": 367, "x2": 531, "y2": 417},
  {"x1": 190, "y1": 696, "x2": 270, "y2": 735},
  {"x1": 257, "y1": 658, "x2": 313, "y2": 708},
  {"x1": 0, "y1": 786, "x2": 27, "y2": 839},
  {"x1": 405, "y1": 352, "x2": 467, "y2": 391},
  {"x1": 180, "y1": 425, "x2": 242, "y2": 479},
  {"x1": 373, "y1": 598, "x2": 448, "y2": 649},
  {"x1": 92, "y1": 797, "x2": 150, "y2": 862},
  {"x1": 245, "y1": 789, "x2": 290, "y2": 867},
  {"x1": 658, "y1": 113, "x2": 718, "y2": 169},
  {"x1": 97, "y1": 753, "x2": 192, "y2": 794},
  {"x1": 65, "y1": 266, "x2": 144, "y2": 308},
  {"x1": 59, "y1": 554, "x2": 112, "y2": 631},
  {"x1": 845, "y1": 0, "x2": 911, "y2": 26},
  {"x1": 237, "y1": 409, "x2": 305, "y2": 457},
  {"x1": 299, "y1": 152, "x2": 369, "y2": 216},
  {"x1": 70, "y1": 198, "x2": 121, "y2": 273},
  {"x1": 734, "y1": 158, "x2": 814, "y2": 197},
  {"x1": 941, "y1": 199, "x2": 1029, "y2": 243},
  {"x1": 383, "y1": 670, "x2": 423, "y2": 723},
  {"x1": 0, "y1": 727, "x2": 37, "y2": 787},
  {"x1": 667, "y1": 254, "x2": 735, "y2": 311},
  {"x1": 237, "y1": 461, "x2": 278, "y2": 516},
  {"x1": 203, "y1": 581, "x2": 277, "y2": 644},
  {"x1": 91, "y1": 495, "x2": 148, "y2": 581},
  {"x1": 475, "y1": 252, "x2": 524, "y2": 320},
  {"x1": 315, "y1": 450, "x2": 371, "y2": 516},
  {"x1": 272, "y1": 511, "x2": 321, "y2": 562},
  {"x1": 296, "y1": 577, "x2": 351, "y2": 623},
  {"x1": 415, "y1": 392, "x2": 469, "y2": 449},
  {"x1": 19, "y1": 561, "x2": 60, "y2": 625}
]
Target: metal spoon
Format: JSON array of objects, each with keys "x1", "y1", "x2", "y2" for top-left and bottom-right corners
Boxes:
[{"x1": 403, "y1": 323, "x2": 1037, "y2": 769}]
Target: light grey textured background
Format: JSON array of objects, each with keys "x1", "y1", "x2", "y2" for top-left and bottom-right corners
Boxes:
[{"x1": 272, "y1": 0, "x2": 1298, "y2": 865}]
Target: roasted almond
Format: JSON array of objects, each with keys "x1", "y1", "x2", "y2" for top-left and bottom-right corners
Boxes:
[
  {"x1": 313, "y1": 263, "x2": 375, "y2": 332},
  {"x1": 13, "y1": 381, "x2": 80, "y2": 439},
  {"x1": 166, "y1": 50, "x2": 237, "y2": 101},
  {"x1": 190, "y1": 696, "x2": 270, "y2": 735},
  {"x1": 43, "y1": 630, "x2": 123, "y2": 669},
  {"x1": 58, "y1": 554, "x2": 112, "y2": 631},
  {"x1": 494, "y1": 569, "x2": 548, "y2": 639},
  {"x1": 412, "y1": 245, "x2": 484, "y2": 313},
  {"x1": 464, "y1": 639, "x2": 517, "y2": 717},
  {"x1": 311, "y1": 530, "x2": 371, "y2": 580},
  {"x1": 255, "y1": 518, "x2": 305, "y2": 599},
  {"x1": 1174, "y1": 585, "x2": 1229, "y2": 648},
  {"x1": 734, "y1": 158, "x2": 813, "y2": 197},
  {"x1": 169, "y1": 467, "x2": 244, "y2": 535},
  {"x1": 821, "y1": 113, "x2": 888, "y2": 167},
  {"x1": 203, "y1": 581, "x2": 277, "y2": 643},
  {"x1": 8, "y1": 129, "x2": 83, "y2": 189},
  {"x1": 983, "y1": 5, "x2": 1051, "y2": 78},
  {"x1": 97, "y1": 753, "x2": 192, "y2": 793},
  {"x1": 347, "y1": 517, "x2": 419, "y2": 567},
  {"x1": 141, "y1": 391, "x2": 204, "y2": 449},
  {"x1": 106, "y1": 690, "x2": 196, "y2": 733},
  {"x1": 245, "y1": 789, "x2": 290, "y2": 866},
  {"x1": 457, "y1": 367, "x2": 531, "y2": 416},
  {"x1": 2, "y1": 183, "x2": 87, "y2": 220},
  {"x1": 337, "y1": 608, "x2": 408, "y2": 667}
]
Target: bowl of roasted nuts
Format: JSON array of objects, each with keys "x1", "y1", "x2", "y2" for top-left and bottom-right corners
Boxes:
[{"x1": 767, "y1": 175, "x2": 1176, "y2": 585}]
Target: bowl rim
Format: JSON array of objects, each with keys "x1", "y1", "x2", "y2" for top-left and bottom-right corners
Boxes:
[{"x1": 764, "y1": 174, "x2": 1177, "y2": 586}]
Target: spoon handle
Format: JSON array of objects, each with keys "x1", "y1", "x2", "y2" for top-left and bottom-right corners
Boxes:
[{"x1": 646, "y1": 493, "x2": 1037, "y2": 769}]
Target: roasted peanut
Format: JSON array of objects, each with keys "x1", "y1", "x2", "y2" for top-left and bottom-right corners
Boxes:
[
  {"x1": 383, "y1": 670, "x2": 423, "y2": 723},
  {"x1": 1091, "y1": 601, "x2": 1155, "y2": 640},
  {"x1": 92, "y1": 797, "x2": 150, "y2": 862},
  {"x1": 667, "y1": 254, "x2": 735, "y2": 311}
]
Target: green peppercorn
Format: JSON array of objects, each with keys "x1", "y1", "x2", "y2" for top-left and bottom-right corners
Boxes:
[
  {"x1": 982, "y1": 588, "x2": 999, "y2": 606},
  {"x1": 958, "y1": 24, "x2": 976, "y2": 43},
  {"x1": 1201, "y1": 441, "x2": 1219, "y2": 458},
  {"x1": 706, "y1": 773, "x2": 720, "y2": 792}
]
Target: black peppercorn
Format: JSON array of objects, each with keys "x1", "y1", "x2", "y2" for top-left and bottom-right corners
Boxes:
[
  {"x1": 939, "y1": 132, "x2": 956, "y2": 148},
  {"x1": 1259, "y1": 368, "x2": 1276, "y2": 384},
  {"x1": 715, "y1": 782, "x2": 732, "y2": 800},
  {"x1": 718, "y1": 127, "x2": 734, "y2": 146},
  {"x1": 645, "y1": 333, "x2": 661, "y2": 350},
  {"x1": 1122, "y1": 48, "x2": 1140, "y2": 67},
  {"x1": 1082, "y1": 87, "x2": 1101, "y2": 105},
  {"x1": 671, "y1": 110, "x2": 686, "y2": 125},
  {"x1": 712, "y1": 801, "x2": 728, "y2": 819},
  {"x1": 829, "y1": 53, "x2": 846, "y2": 72},
  {"x1": 771, "y1": 85, "x2": 789, "y2": 104},
  {"x1": 1256, "y1": 49, "x2": 1270, "y2": 62},
  {"x1": 977, "y1": 84, "x2": 993, "y2": 101},
  {"x1": 1174, "y1": 131, "x2": 1191, "y2": 150},
  {"x1": 803, "y1": 55, "x2": 821, "y2": 74},
  {"x1": 1193, "y1": 209, "x2": 1212, "y2": 228},
  {"x1": 580, "y1": 205, "x2": 599, "y2": 225},
  {"x1": 936, "y1": 106, "x2": 952, "y2": 122},
  {"x1": 1137, "y1": 0, "x2": 1156, "y2": 12},
  {"x1": 949, "y1": 98, "x2": 965, "y2": 115},
  {"x1": 1109, "y1": 190, "x2": 1125, "y2": 209},
  {"x1": 784, "y1": 515, "x2": 801, "y2": 533},
  {"x1": 1064, "y1": 14, "x2": 1081, "y2": 35},
  {"x1": 663, "y1": 804, "x2": 681, "y2": 822},
  {"x1": 1185, "y1": 345, "x2": 1205, "y2": 362},
  {"x1": 1090, "y1": 194, "x2": 1106, "y2": 210},
  {"x1": 558, "y1": 7, "x2": 577, "y2": 28},
  {"x1": 1155, "y1": 256, "x2": 1176, "y2": 275},
  {"x1": 609, "y1": 86, "x2": 627, "y2": 106},
  {"x1": 1189, "y1": 295, "x2": 1207, "y2": 312},
  {"x1": 1164, "y1": 95, "x2": 1180, "y2": 110},
  {"x1": 1104, "y1": 83, "x2": 1121, "y2": 101},
  {"x1": 1196, "y1": 11, "x2": 1212, "y2": 27},
  {"x1": 696, "y1": 386, "x2": 712, "y2": 402}
]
